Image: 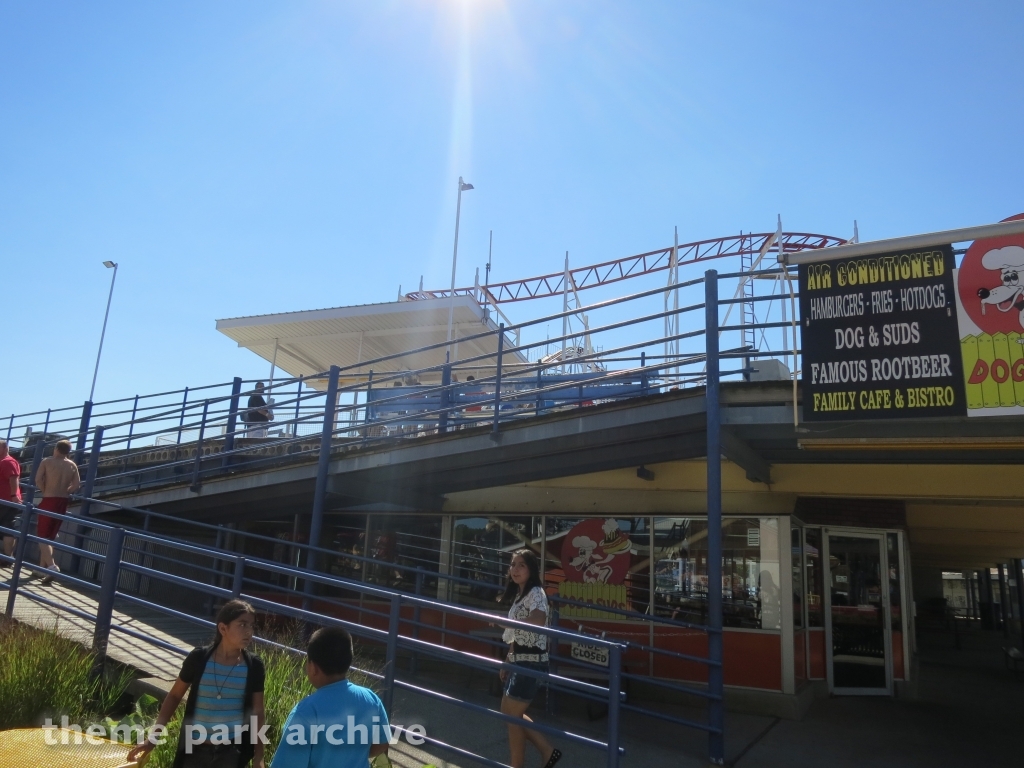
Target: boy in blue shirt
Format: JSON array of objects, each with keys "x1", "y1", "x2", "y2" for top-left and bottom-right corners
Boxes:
[{"x1": 271, "y1": 627, "x2": 390, "y2": 768}]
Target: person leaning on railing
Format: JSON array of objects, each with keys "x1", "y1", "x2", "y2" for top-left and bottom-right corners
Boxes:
[
  {"x1": 497, "y1": 549, "x2": 562, "y2": 768},
  {"x1": 246, "y1": 383, "x2": 271, "y2": 439}
]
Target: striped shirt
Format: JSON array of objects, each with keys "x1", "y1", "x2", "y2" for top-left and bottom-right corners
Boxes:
[{"x1": 192, "y1": 660, "x2": 247, "y2": 732}]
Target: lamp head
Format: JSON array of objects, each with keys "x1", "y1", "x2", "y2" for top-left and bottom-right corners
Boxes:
[
  {"x1": 459, "y1": 177, "x2": 474, "y2": 192},
  {"x1": 102, "y1": 261, "x2": 117, "y2": 269}
]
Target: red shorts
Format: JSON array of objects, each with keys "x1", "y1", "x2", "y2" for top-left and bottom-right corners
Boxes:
[{"x1": 36, "y1": 497, "x2": 69, "y2": 540}]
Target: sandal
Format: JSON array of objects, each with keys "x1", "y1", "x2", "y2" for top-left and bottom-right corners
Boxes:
[{"x1": 543, "y1": 748, "x2": 562, "y2": 768}]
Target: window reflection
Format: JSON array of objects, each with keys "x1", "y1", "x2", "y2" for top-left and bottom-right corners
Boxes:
[
  {"x1": 451, "y1": 516, "x2": 541, "y2": 607},
  {"x1": 652, "y1": 517, "x2": 781, "y2": 630}
]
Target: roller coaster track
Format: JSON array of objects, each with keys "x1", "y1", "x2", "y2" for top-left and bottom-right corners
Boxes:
[{"x1": 404, "y1": 231, "x2": 846, "y2": 305}]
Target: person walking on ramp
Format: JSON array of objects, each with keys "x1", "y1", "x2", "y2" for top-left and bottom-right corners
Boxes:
[
  {"x1": 498, "y1": 548, "x2": 562, "y2": 768},
  {"x1": 33, "y1": 439, "x2": 80, "y2": 583}
]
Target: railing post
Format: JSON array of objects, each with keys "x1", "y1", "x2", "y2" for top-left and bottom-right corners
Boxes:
[
  {"x1": 305, "y1": 365, "x2": 340, "y2": 603},
  {"x1": 5, "y1": 502, "x2": 34, "y2": 618},
  {"x1": 232, "y1": 556, "x2": 246, "y2": 598},
  {"x1": 606, "y1": 644, "x2": 623, "y2": 768},
  {"x1": 640, "y1": 351, "x2": 648, "y2": 395},
  {"x1": 438, "y1": 364, "x2": 452, "y2": 434},
  {"x1": 293, "y1": 379, "x2": 303, "y2": 437},
  {"x1": 410, "y1": 571, "x2": 423, "y2": 675},
  {"x1": 80, "y1": 426, "x2": 104, "y2": 517},
  {"x1": 704, "y1": 269, "x2": 725, "y2": 765},
  {"x1": 548, "y1": 604, "x2": 560, "y2": 714},
  {"x1": 5, "y1": 413, "x2": 12, "y2": 442},
  {"x1": 92, "y1": 526, "x2": 125, "y2": 666},
  {"x1": 27, "y1": 440, "x2": 47, "y2": 505},
  {"x1": 189, "y1": 400, "x2": 210, "y2": 493},
  {"x1": 384, "y1": 594, "x2": 401, "y2": 712},
  {"x1": 223, "y1": 377, "x2": 243, "y2": 469},
  {"x1": 362, "y1": 370, "x2": 374, "y2": 444},
  {"x1": 176, "y1": 387, "x2": 190, "y2": 445},
  {"x1": 535, "y1": 368, "x2": 543, "y2": 416},
  {"x1": 74, "y1": 400, "x2": 93, "y2": 465},
  {"x1": 71, "y1": 426, "x2": 104, "y2": 577},
  {"x1": 491, "y1": 324, "x2": 505, "y2": 438},
  {"x1": 125, "y1": 395, "x2": 139, "y2": 452}
]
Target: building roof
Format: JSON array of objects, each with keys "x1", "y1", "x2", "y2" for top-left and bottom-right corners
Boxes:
[{"x1": 216, "y1": 296, "x2": 527, "y2": 388}]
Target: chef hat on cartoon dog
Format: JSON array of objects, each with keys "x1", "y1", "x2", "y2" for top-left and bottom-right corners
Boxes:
[{"x1": 981, "y1": 246, "x2": 1024, "y2": 270}]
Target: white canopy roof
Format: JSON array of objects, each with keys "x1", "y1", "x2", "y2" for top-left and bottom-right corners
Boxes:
[{"x1": 216, "y1": 296, "x2": 526, "y2": 389}]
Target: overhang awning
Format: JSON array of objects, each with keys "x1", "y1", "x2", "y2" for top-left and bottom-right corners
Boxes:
[{"x1": 216, "y1": 296, "x2": 527, "y2": 389}]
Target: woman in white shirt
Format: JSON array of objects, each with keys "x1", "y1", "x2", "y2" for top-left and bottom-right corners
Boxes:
[{"x1": 498, "y1": 549, "x2": 562, "y2": 768}]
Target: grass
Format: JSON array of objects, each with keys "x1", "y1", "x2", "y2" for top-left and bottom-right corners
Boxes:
[
  {"x1": 0, "y1": 617, "x2": 133, "y2": 730},
  {"x1": 0, "y1": 616, "x2": 391, "y2": 766}
]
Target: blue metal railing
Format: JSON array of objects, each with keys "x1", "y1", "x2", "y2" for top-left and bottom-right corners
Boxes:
[
  {"x1": 5, "y1": 267, "x2": 804, "y2": 764},
  {"x1": 0, "y1": 496, "x2": 627, "y2": 768}
]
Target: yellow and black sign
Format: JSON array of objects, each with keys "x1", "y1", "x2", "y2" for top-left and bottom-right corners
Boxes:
[{"x1": 799, "y1": 245, "x2": 966, "y2": 421}]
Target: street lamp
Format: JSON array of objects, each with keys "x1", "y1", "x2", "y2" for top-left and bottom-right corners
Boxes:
[
  {"x1": 89, "y1": 261, "x2": 119, "y2": 402},
  {"x1": 445, "y1": 176, "x2": 474, "y2": 357}
]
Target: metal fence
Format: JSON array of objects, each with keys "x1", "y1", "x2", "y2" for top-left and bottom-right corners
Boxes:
[
  {"x1": 5, "y1": 267, "x2": 806, "y2": 764},
  {"x1": 0, "y1": 496, "x2": 628, "y2": 768}
]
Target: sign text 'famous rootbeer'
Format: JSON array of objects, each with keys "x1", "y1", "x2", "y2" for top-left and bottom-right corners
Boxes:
[{"x1": 799, "y1": 245, "x2": 966, "y2": 421}]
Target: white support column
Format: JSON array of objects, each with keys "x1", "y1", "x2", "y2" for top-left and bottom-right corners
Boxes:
[{"x1": 780, "y1": 515, "x2": 796, "y2": 695}]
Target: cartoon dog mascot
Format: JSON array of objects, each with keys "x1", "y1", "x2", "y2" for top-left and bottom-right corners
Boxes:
[{"x1": 977, "y1": 245, "x2": 1024, "y2": 329}]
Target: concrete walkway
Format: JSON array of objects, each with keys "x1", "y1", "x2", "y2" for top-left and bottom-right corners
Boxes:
[
  {"x1": 389, "y1": 625, "x2": 1024, "y2": 768},
  {"x1": 737, "y1": 625, "x2": 1024, "y2": 768}
]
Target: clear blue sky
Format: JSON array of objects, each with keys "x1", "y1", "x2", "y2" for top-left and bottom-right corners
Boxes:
[{"x1": 3, "y1": 1, "x2": 1023, "y2": 420}]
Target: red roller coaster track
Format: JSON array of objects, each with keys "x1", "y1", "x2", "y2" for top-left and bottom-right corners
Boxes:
[{"x1": 404, "y1": 231, "x2": 845, "y2": 305}]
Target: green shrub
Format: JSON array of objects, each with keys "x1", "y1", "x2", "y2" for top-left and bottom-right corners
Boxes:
[{"x1": 0, "y1": 617, "x2": 133, "y2": 730}]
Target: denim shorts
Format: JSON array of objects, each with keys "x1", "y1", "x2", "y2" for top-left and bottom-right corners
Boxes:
[{"x1": 504, "y1": 660, "x2": 548, "y2": 702}]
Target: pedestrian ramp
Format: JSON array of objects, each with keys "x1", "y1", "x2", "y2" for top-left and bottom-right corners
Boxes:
[{"x1": 5, "y1": 567, "x2": 204, "y2": 687}]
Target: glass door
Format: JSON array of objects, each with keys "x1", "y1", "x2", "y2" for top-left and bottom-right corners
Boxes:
[{"x1": 824, "y1": 532, "x2": 892, "y2": 695}]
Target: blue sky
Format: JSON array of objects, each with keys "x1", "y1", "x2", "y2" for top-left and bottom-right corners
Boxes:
[{"x1": 3, "y1": 1, "x2": 1024, "y2": 421}]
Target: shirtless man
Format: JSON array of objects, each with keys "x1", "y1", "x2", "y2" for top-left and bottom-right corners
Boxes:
[{"x1": 34, "y1": 440, "x2": 80, "y2": 583}]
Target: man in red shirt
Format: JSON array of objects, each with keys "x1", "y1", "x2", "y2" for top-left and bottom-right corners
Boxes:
[{"x1": 0, "y1": 439, "x2": 22, "y2": 562}]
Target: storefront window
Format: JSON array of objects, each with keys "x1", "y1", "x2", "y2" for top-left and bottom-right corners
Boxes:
[
  {"x1": 362, "y1": 515, "x2": 444, "y2": 592},
  {"x1": 805, "y1": 528, "x2": 824, "y2": 627},
  {"x1": 792, "y1": 524, "x2": 804, "y2": 630},
  {"x1": 323, "y1": 515, "x2": 370, "y2": 582},
  {"x1": 652, "y1": 517, "x2": 781, "y2": 630},
  {"x1": 451, "y1": 516, "x2": 542, "y2": 608}
]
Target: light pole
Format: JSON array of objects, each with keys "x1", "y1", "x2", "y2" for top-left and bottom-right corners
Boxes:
[
  {"x1": 89, "y1": 261, "x2": 119, "y2": 402},
  {"x1": 446, "y1": 176, "x2": 474, "y2": 358}
]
